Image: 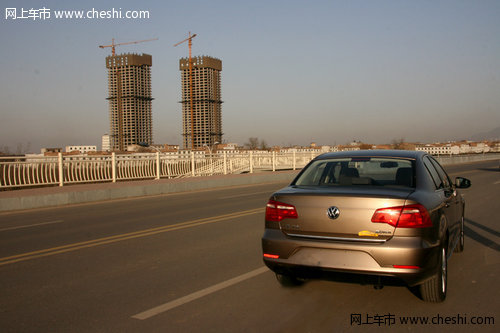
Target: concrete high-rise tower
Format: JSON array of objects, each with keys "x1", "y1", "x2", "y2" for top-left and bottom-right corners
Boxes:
[
  {"x1": 179, "y1": 56, "x2": 222, "y2": 149},
  {"x1": 106, "y1": 53, "x2": 153, "y2": 151}
]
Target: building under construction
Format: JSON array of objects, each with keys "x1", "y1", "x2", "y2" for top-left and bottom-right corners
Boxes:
[
  {"x1": 106, "y1": 53, "x2": 153, "y2": 151},
  {"x1": 179, "y1": 56, "x2": 222, "y2": 149}
]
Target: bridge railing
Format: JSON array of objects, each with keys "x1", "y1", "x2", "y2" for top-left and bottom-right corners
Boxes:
[
  {"x1": 5, "y1": 151, "x2": 496, "y2": 190},
  {"x1": 0, "y1": 151, "x2": 320, "y2": 189}
]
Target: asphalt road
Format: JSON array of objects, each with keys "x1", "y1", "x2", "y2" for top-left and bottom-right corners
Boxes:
[{"x1": 0, "y1": 160, "x2": 498, "y2": 332}]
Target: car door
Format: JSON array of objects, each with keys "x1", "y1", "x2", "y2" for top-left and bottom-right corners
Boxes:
[{"x1": 427, "y1": 157, "x2": 461, "y2": 249}]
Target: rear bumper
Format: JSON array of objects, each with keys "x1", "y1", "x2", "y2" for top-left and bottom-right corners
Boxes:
[{"x1": 262, "y1": 229, "x2": 440, "y2": 286}]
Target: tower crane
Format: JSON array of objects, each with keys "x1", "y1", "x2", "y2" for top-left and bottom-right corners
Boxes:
[
  {"x1": 99, "y1": 37, "x2": 157, "y2": 151},
  {"x1": 174, "y1": 32, "x2": 197, "y2": 150},
  {"x1": 99, "y1": 38, "x2": 158, "y2": 56}
]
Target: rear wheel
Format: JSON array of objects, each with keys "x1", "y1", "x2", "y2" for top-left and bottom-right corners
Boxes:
[
  {"x1": 275, "y1": 273, "x2": 304, "y2": 287},
  {"x1": 420, "y1": 246, "x2": 447, "y2": 302}
]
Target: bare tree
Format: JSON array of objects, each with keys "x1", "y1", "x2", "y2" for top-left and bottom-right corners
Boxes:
[
  {"x1": 391, "y1": 138, "x2": 406, "y2": 150},
  {"x1": 245, "y1": 137, "x2": 260, "y2": 150},
  {"x1": 0, "y1": 146, "x2": 11, "y2": 155}
]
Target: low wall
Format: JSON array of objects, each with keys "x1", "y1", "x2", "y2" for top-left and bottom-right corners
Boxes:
[
  {"x1": 0, "y1": 171, "x2": 299, "y2": 213},
  {"x1": 435, "y1": 153, "x2": 500, "y2": 165}
]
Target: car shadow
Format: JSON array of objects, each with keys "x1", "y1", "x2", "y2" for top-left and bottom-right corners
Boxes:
[
  {"x1": 292, "y1": 269, "x2": 426, "y2": 300},
  {"x1": 317, "y1": 271, "x2": 407, "y2": 287},
  {"x1": 475, "y1": 167, "x2": 500, "y2": 173},
  {"x1": 465, "y1": 218, "x2": 500, "y2": 252}
]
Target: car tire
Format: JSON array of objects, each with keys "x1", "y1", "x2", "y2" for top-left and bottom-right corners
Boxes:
[
  {"x1": 275, "y1": 273, "x2": 304, "y2": 287},
  {"x1": 454, "y1": 215, "x2": 465, "y2": 253},
  {"x1": 420, "y1": 246, "x2": 447, "y2": 302}
]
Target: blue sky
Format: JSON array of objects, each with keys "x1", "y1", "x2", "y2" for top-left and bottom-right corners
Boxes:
[{"x1": 1, "y1": 0, "x2": 499, "y2": 152}]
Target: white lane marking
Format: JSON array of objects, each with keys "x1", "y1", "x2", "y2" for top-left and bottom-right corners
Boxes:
[
  {"x1": 0, "y1": 220, "x2": 64, "y2": 232},
  {"x1": 132, "y1": 266, "x2": 269, "y2": 320}
]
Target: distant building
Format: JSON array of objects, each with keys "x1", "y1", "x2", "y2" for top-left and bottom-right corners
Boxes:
[
  {"x1": 41, "y1": 148, "x2": 63, "y2": 154},
  {"x1": 65, "y1": 146, "x2": 97, "y2": 154},
  {"x1": 216, "y1": 143, "x2": 238, "y2": 150},
  {"x1": 372, "y1": 144, "x2": 391, "y2": 150},
  {"x1": 102, "y1": 134, "x2": 111, "y2": 152},
  {"x1": 179, "y1": 56, "x2": 223, "y2": 150},
  {"x1": 280, "y1": 145, "x2": 335, "y2": 154},
  {"x1": 106, "y1": 53, "x2": 153, "y2": 151},
  {"x1": 416, "y1": 144, "x2": 459, "y2": 155},
  {"x1": 468, "y1": 142, "x2": 490, "y2": 154},
  {"x1": 157, "y1": 144, "x2": 180, "y2": 151},
  {"x1": 338, "y1": 145, "x2": 361, "y2": 152},
  {"x1": 492, "y1": 142, "x2": 500, "y2": 152}
]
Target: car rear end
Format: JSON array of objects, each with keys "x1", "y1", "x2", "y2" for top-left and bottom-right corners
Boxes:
[{"x1": 262, "y1": 153, "x2": 441, "y2": 286}]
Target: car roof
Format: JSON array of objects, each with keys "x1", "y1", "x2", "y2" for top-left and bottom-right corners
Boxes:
[{"x1": 315, "y1": 149, "x2": 426, "y2": 160}]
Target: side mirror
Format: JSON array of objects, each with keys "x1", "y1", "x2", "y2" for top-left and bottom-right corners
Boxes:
[{"x1": 455, "y1": 177, "x2": 471, "y2": 189}]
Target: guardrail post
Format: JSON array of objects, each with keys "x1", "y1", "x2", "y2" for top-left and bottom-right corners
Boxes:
[
  {"x1": 112, "y1": 152, "x2": 116, "y2": 183},
  {"x1": 156, "y1": 152, "x2": 160, "y2": 180},
  {"x1": 272, "y1": 151, "x2": 276, "y2": 172},
  {"x1": 58, "y1": 153, "x2": 64, "y2": 187},
  {"x1": 210, "y1": 153, "x2": 214, "y2": 175},
  {"x1": 249, "y1": 151, "x2": 253, "y2": 173},
  {"x1": 223, "y1": 151, "x2": 227, "y2": 175},
  {"x1": 191, "y1": 152, "x2": 196, "y2": 177}
]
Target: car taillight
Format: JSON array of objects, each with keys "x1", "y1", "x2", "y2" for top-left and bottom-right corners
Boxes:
[
  {"x1": 263, "y1": 253, "x2": 280, "y2": 259},
  {"x1": 265, "y1": 200, "x2": 298, "y2": 222},
  {"x1": 371, "y1": 204, "x2": 432, "y2": 228}
]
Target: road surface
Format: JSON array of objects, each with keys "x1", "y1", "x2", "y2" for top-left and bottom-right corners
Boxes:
[{"x1": 0, "y1": 160, "x2": 498, "y2": 332}]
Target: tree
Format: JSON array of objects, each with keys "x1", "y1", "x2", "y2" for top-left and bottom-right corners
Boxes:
[
  {"x1": 0, "y1": 146, "x2": 11, "y2": 155},
  {"x1": 245, "y1": 137, "x2": 260, "y2": 150},
  {"x1": 16, "y1": 142, "x2": 31, "y2": 155},
  {"x1": 391, "y1": 138, "x2": 406, "y2": 150},
  {"x1": 244, "y1": 137, "x2": 270, "y2": 150}
]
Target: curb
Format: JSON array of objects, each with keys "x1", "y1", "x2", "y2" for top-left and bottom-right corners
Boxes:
[{"x1": 0, "y1": 171, "x2": 299, "y2": 212}]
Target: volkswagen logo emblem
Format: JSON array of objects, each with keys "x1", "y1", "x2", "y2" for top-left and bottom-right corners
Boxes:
[{"x1": 327, "y1": 206, "x2": 340, "y2": 220}]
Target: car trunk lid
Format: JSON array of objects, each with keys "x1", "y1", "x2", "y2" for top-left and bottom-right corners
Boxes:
[{"x1": 273, "y1": 186, "x2": 413, "y2": 242}]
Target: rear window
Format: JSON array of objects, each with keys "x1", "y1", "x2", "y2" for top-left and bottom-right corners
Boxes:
[{"x1": 294, "y1": 157, "x2": 415, "y2": 188}]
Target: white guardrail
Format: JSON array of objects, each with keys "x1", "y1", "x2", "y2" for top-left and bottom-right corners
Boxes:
[
  {"x1": 1, "y1": 151, "x2": 498, "y2": 190},
  {"x1": 0, "y1": 151, "x2": 319, "y2": 189}
]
